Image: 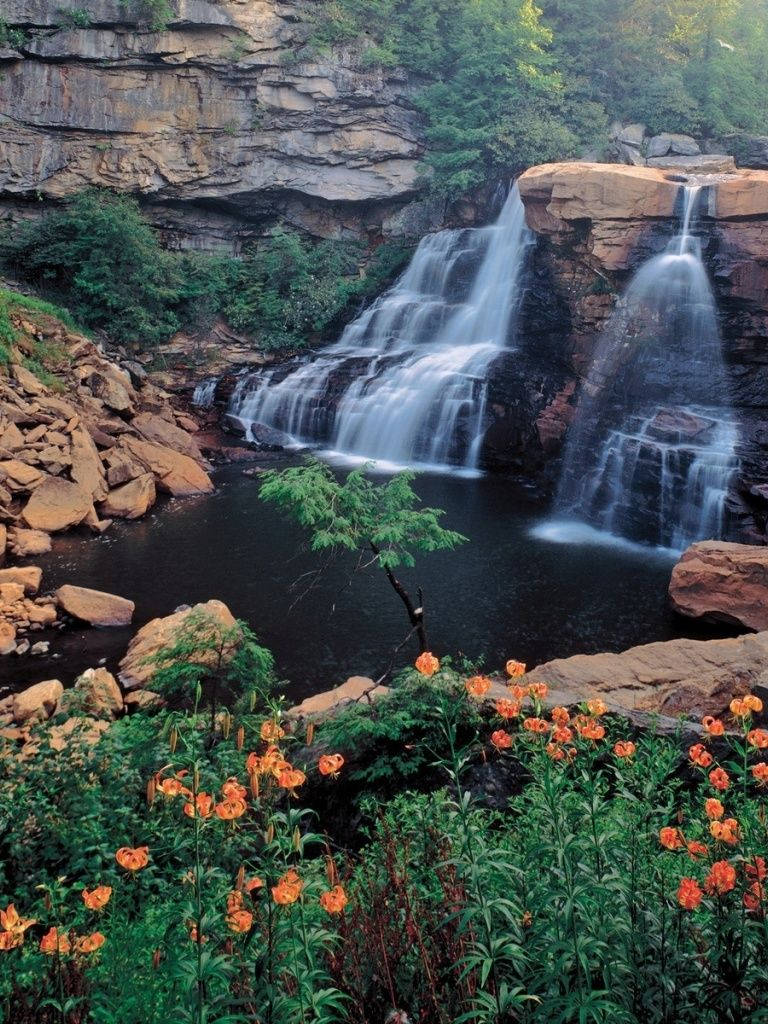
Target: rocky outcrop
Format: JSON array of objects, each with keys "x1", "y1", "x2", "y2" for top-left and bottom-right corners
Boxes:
[
  {"x1": 119, "y1": 598, "x2": 236, "y2": 689},
  {"x1": 530, "y1": 630, "x2": 768, "y2": 719},
  {"x1": 59, "y1": 667, "x2": 123, "y2": 719},
  {"x1": 55, "y1": 584, "x2": 135, "y2": 627},
  {"x1": 669, "y1": 541, "x2": 768, "y2": 631},
  {"x1": 0, "y1": 1, "x2": 429, "y2": 248}
]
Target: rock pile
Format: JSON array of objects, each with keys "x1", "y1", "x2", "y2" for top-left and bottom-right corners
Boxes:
[{"x1": 0, "y1": 305, "x2": 213, "y2": 564}]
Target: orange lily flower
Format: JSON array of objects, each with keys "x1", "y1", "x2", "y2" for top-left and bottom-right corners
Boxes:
[
  {"x1": 705, "y1": 859, "x2": 736, "y2": 895},
  {"x1": 747, "y1": 728, "x2": 768, "y2": 749},
  {"x1": 115, "y1": 846, "x2": 149, "y2": 871},
  {"x1": 677, "y1": 878, "x2": 703, "y2": 910},
  {"x1": 465, "y1": 675, "x2": 491, "y2": 698},
  {"x1": 752, "y1": 761, "x2": 768, "y2": 786},
  {"x1": 221, "y1": 777, "x2": 248, "y2": 800},
  {"x1": 318, "y1": 754, "x2": 345, "y2": 777},
  {"x1": 319, "y1": 885, "x2": 348, "y2": 914},
  {"x1": 613, "y1": 741, "x2": 636, "y2": 758},
  {"x1": 659, "y1": 827, "x2": 684, "y2": 850},
  {"x1": 505, "y1": 659, "x2": 526, "y2": 678},
  {"x1": 528, "y1": 682, "x2": 548, "y2": 700},
  {"x1": 709, "y1": 767, "x2": 730, "y2": 792},
  {"x1": 414, "y1": 652, "x2": 440, "y2": 677},
  {"x1": 705, "y1": 798, "x2": 725, "y2": 819},
  {"x1": 40, "y1": 927, "x2": 71, "y2": 955},
  {"x1": 702, "y1": 716, "x2": 725, "y2": 737},
  {"x1": 688, "y1": 743, "x2": 713, "y2": 767},
  {"x1": 183, "y1": 793, "x2": 213, "y2": 819},
  {"x1": 490, "y1": 729, "x2": 513, "y2": 750},
  {"x1": 215, "y1": 797, "x2": 247, "y2": 820},
  {"x1": 260, "y1": 721, "x2": 285, "y2": 743},
  {"x1": 272, "y1": 869, "x2": 303, "y2": 905},
  {"x1": 82, "y1": 887, "x2": 112, "y2": 911},
  {"x1": 227, "y1": 909, "x2": 253, "y2": 934},
  {"x1": 74, "y1": 932, "x2": 105, "y2": 954}
]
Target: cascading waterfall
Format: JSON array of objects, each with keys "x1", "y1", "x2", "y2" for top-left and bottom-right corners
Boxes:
[
  {"x1": 227, "y1": 186, "x2": 533, "y2": 472},
  {"x1": 192, "y1": 378, "x2": 218, "y2": 407},
  {"x1": 550, "y1": 183, "x2": 738, "y2": 550}
]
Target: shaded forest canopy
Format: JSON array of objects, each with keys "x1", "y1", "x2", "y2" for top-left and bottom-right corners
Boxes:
[{"x1": 314, "y1": 0, "x2": 768, "y2": 191}]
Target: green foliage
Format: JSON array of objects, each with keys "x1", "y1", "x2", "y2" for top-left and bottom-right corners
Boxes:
[
  {"x1": 259, "y1": 458, "x2": 467, "y2": 570},
  {"x1": 319, "y1": 665, "x2": 482, "y2": 785},
  {"x1": 2, "y1": 193, "x2": 411, "y2": 354},
  {"x1": 0, "y1": 296, "x2": 15, "y2": 366},
  {"x1": 0, "y1": 18, "x2": 27, "y2": 48},
  {"x1": 57, "y1": 7, "x2": 93, "y2": 27},
  {"x1": 1, "y1": 191, "x2": 181, "y2": 348},
  {"x1": 121, "y1": 0, "x2": 174, "y2": 31}
]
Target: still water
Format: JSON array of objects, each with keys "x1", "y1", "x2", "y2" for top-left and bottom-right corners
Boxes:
[{"x1": 5, "y1": 462, "x2": 728, "y2": 701}]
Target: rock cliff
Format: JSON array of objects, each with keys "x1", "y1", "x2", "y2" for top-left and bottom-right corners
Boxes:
[{"x1": 0, "y1": 0, "x2": 433, "y2": 248}]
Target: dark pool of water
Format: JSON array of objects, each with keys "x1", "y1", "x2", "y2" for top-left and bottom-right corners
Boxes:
[{"x1": 2, "y1": 462, "x2": 735, "y2": 701}]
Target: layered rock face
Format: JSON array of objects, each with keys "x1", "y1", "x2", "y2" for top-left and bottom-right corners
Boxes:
[
  {"x1": 0, "y1": 0, "x2": 429, "y2": 248},
  {"x1": 512, "y1": 162, "x2": 768, "y2": 538}
]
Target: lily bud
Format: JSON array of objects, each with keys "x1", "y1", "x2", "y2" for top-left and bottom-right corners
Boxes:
[
  {"x1": 250, "y1": 772, "x2": 260, "y2": 799},
  {"x1": 265, "y1": 823, "x2": 275, "y2": 844},
  {"x1": 235, "y1": 865, "x2": 245, "y2": 892},
  {"x1": 193, "y1": 766, "x2": 200, "y2": 793},
  {"x1": 236, "y1": 725, "x2": 245, "y2": 751},
  {"x1": 292, "y1": 826, "x2": 301, "y2": 851},
  {"x1": 325, "y1": 857, "x2": 337, "y2": 885},
  {"x1": 306, "y1": 722, "x2": 315, "y2": 746},
  {"x1": 146, "y1": 777, "x2": 156, "y2": 806},
  {"x1": 221, "y1": 711, "x2": 231, "y2": 740},
  {"x1": 169, "y1": 726, "x2": 178, "y2": 753}
]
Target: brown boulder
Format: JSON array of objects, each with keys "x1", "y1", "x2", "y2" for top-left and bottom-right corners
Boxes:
[
  {"x1": 120, "y1": 437, "x2": 213, "y2": 496},
  {"x1": 669, "y1": 541, "x2": 768, "y2": 631},
  {"x1": 0, "y1": 566, "x2": 41, "y2": 593},
  {"x1": 132, "y1": 412, "x2": 205, "y2": 464},
  {"x1": 119, "y1": 599, "x2": 236, "y2": 690},
  {"x1": 123, "y1": 689, "x2": 165, "y2": 713},
  {"x1": 288, "y1": 676, "x2": 390, "y2": 720},
  {"x1": 22, "y1": 477, "x2": 92, "y2": 532},
  {"x1": 55, "y1": 584, "x2": 135, "y2": 627},
  {"x1": 12, "y1": 679, "x2": 63, "y2": 725},
  {"x1": 61, "y1": 667, "x2": 124, "y2": 719},
  {"x1": 530, "y1": 631, "x2": 768, "y2": 719},
  {"x1": 70, "y1": 425, "x2": 108, "y2": 501},
  {"x1": 8, "y1": 528, "x2": 53, "y2": 556},
  {"x1": 0, "y1": 620, "x2": 16, "y2": 654},
  {"x1": 99, "y1": 473, "x2": 156, "y2": 519},
  {"x1": 0, "y1": 459, "x2": 44, "y2": 489}
]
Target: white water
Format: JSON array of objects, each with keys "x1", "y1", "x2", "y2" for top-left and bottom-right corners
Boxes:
[
  {"x1": 192, "y1": 378, "x2": 217, "y2": 407},
  {"x1": 227, "y1": 186, "x2": 533, "y2": 471},
  {"x1": 551, "y1": 184, "x2": 738, "y2": 551}
]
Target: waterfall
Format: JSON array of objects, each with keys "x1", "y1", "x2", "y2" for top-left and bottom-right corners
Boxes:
[
  {"x1": 550, "y1": 184, "x2": 738, "y2": 550},
  {"x1": 192, "y1": 378, "x2": 218, "y2": 407},
  {"x1": 227, "y1": 186, "x2": 534, "y2": 472}
]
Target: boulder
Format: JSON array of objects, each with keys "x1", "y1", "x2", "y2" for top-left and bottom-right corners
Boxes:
[
  {"x1": 69, "y1": 425, "x2": 108, "y2": 501},
  {"x1": 120, "y1": 437, "x2": 213, "y2": 496},
  {"x1": 530, "y1": 631, "x2": 768, "y2": 719},
  {"x1": 0, "y1": 459, "x2": 44, "y2": 489},
  {"x1": 131, "y1": 412, "x2": 205, "y2": 464},
  {"x1": 0, "y1": 582, "x2": 25, "y2": 603},
  {"x1": 123, "y1": 689, "x2": 164, "y2": 712},
  {"x1": 0, "y1": 566, "x2": 41, "y2": 593},
  {"x1": 63, "y1": 667, "x2": 124, "y2": 719},
  {"x1": 8, "y1": 528, "x2": 53, "y2": 556},
  {"x1": 12, "y1": 679, "x2": 63, "y2": 725},
  {"x1": 119, "y1": 599, "x2": 237, "y2": 690},
  {"x1": 85, "y1": 368, "x2": 135, "y2": 414},
  {"x1": 669, "y1": 541, "x2": 768, "y2": 631},
  {"x1": 288, "y1": 676, "x2": 390, "y2": 720},
  {"x1": 22, "y1": 477, "x2": 92, "y2": 532},
  {"x1": 99, "y1": 472, "x2": 156, "y2": 519},
  {"x1": 0, "y1": 620, "x2": 16, "y2": 654},
  {"x1": 646, "y1": 133, "x2": 699, "y2": 158},
  {"x1": 617, "y1": 123, "x2": 646, "y2": 147},
  {"x1": 55, "y1": 584, "x2": 135, "y2": 627}
]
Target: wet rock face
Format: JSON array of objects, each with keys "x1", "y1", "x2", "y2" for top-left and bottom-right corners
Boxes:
[
  {"x1": 669, "y1": 541, "x2": 768, "y2": 631},
  {"x1": 0, "y1": 0, "x2": 427, "y2": 247}
]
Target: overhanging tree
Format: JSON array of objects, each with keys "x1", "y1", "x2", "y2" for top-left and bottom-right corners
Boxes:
[{"x1": 258, "y1": 458, "x2": 467, "y2": 655}]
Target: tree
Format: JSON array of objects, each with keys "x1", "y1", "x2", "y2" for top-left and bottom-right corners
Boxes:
[{"x1": 258, "y1": 459, "x2": 467, "y2": 655}]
